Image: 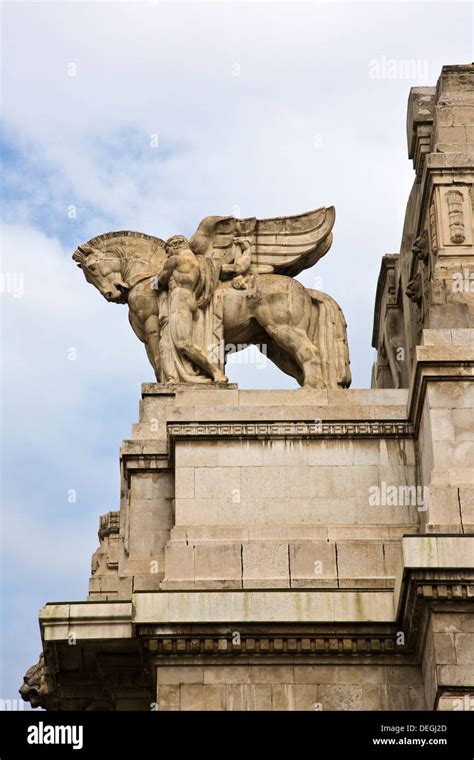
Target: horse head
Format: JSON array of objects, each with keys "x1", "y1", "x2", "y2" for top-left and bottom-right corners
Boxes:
[{"x1": 73, "y1": 232, "x2": 166, "y2": 304}]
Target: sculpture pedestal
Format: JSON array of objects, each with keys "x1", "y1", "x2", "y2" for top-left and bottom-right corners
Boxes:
[{"x1": 34, "y1": 373, "x2": 474, "y2": 711}]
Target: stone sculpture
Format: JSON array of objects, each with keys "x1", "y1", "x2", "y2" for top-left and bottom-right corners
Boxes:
[
  {"x1": 19, "y1": 653, "x2": 52, "y2": 709},
  {"x1": 73, "y1": 207, "x2": 351, "y2": 388}
]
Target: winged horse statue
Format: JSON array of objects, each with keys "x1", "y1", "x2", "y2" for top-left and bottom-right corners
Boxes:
[{"x1": 72, "y1": 207, "x2": 351, "y2": 388}]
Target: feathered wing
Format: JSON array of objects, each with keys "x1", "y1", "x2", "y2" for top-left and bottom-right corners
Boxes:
[{"x1": 189, "y1": 207, "x2": 335, "y2": 277}]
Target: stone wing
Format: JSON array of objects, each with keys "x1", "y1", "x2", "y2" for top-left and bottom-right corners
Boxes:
[{"x1": 189, "y1": 206, "x2": 335, "y2": 277}]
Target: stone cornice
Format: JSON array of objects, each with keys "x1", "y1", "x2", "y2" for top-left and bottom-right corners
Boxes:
[
  {"x1": 139, "y1": 625, "x2": 410, "y2": 663},
  {"x1": 398, "y1": 568, "x2": 474, "y2": 663},
  {"x1": 120, "y1": 419, "x2": 415, "y2": 476},
  {"x1": 165, "y1": 420, "x2": 414, "y2": 465},
  {"x1": 168, "y1": 419, "x2": 413, "y2": 439},
  {"x1": 136, "y1": 567, "x2": 474, "y2": 664}
]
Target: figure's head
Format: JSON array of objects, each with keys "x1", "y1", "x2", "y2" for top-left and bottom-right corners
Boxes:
[
  {"x1": 165, "y1": 235, "x2": 190, "y2": 256},
  {"x1": 72, "y1": 243, "x2": 129, "y2": 303}
]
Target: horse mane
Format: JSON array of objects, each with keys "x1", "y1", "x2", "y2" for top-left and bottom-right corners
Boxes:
[
  {"x1": 86, "y1": 230, "x2": 166, "y2": 250},
  {"x1": 80, "y1": 231, "x2": 167, "y2": 276}
]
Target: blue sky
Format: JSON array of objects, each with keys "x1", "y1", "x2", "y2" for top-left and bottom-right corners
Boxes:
[{"x1": 1, "y1": 0, "x2": 472, "y2": 706}]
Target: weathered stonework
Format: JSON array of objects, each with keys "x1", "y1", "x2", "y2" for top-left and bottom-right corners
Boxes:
[
  {"x1": 372, "y1": 65, "x2": 474, "y2": 387},
  {"x1": 22, "y1": 64, "x2": 474, "y2": 711}
]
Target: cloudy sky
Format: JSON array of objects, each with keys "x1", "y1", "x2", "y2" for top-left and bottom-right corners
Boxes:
[{"x1": 1, "y1": 0, "x2": 472, "y2": 705}]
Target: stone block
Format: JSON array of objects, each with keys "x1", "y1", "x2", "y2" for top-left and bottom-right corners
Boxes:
[
  {"x1": 240, "y1": 466, "x2": 287, "y2": 499},
  {"x1": 271, "y1": 684, "x2": 295, "y2": 710},
  {"x1": 432, "y1": 612, "x2": 474, "y2": 634},
  {"x1": 177, "y1": 388, "x2": 239, "y2": 407},
  {"x1": 453, "y1": 409, "x2": 474, "y2": 441},
  {"x1": 312, "y1": 497, "x2": 357, "y2": 524},
  {"x1": 459, "y1": 487, "x2": 474, "y2": 523},
  {"x1": 175, "y1": 497, "x2": 219, "y2": 526},
  {"x1": 203, "y1": 667, "x2": 250, "y2": 685},
  {"x1": 128, "y1": 530, "x2": 151, "y2": 556},
  {"x1": 425, "y1": 485, "x2": 462, "y2": 527},
  {"x1": 332, "y1": 591, "x2": 394, "y2": 621},
  {"x1": 175, "y1": 468, "x2": 195, "y2": 499},
  {"x1": 427, "y1": 382, "x2": 474, "y2": 409},
  {"x1": 318, "y1": 684, "x2": 364, "y2": 711},
  {"x1": 383, "y1": 541, "x2": 402, "y2": 577},
  {"x1": 238, "y1": 389, "x2": 328, "y2": 407},
  {"x1": 289, "y1": 541, "x2": 337, "y2": 581},
  {"x1": 437, "y1": 665, "x2": 474, "y2": 688},
  {"x1": 180, "y1": 684, "x2": 226, "y2": 711},
  {"x1": 176, "y1": 442, "x2": 218, "y2": 467},
  {"x1": 129, "y1": 501, "x2": 173, "y2": 532},
  {"x1": 129, "y1": 472, "x2": 174, "y2": 500},
  {"x1": 436, "y1": 537, "x2": 474, "y2": 567},
  {"x1": 455, "y1": 633, "x2": 474, "y2": 664},
  {"x1": 433, "y1": 441, "x2": 474, "y2": 470},
  {"x1": 353, "y1": 441, "x2": 381, "y2": 465},
  {"x1": 164, "y1": 544, "x2": 194, "y2": 581},
  {"x1": 293, "y1": 466, "x2": 335, "y2": 498},
  {"x1": 261, "y1": 439, "x2": 308, "y2": 467},
  {"x1": 248, "y1": 666, "x2": 295, "y2": 684},
  {"x1": 218, "y1": 441, "x2": 263, "y2": 467},
  {"x1": 336, "y1": 541, "x2": 385, "y2": 578},
  {"x1": 242, "y1": 542, "x2": 289, "y2": 586},
  {"x1": 433, "y1": 632, "x2": 457, "y2": 664},
  {"x1": 150, "y1": 530, "x2": 171, "y2": 556},
  {"x1": 430, "y1": 409, "x2": 455, "y2": 441},
  {"x1": 194, "y1": 543, "x2": 242, "y2": 582},
  {"x1": 157, "y1": 666, "x2": 204, "y2": 685},
  {"x1": 226, "y1": 684, "x2": 272, "y2": 710},
  {"x1": 293, "y1": 684, "x2": 319, "y2": 711},
  {"x1": 194, "y1": 467, "x2": 240, "y2": 499},
  {"x1": 156, "y1": 684, "x2": 180, "y2": 710},
  {"x1": 307, "y1": 440, "x2": 354, "y2": 466}
]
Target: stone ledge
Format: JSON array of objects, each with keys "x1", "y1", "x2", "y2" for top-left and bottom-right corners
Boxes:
[
  {"x1": 39, "y1": 601, "x2": 133, "y2": 642},
  {"x1": 402, "y1": 535, "x2": 474, "y2": 569},
  {"x1": 132, "y1": 590, "x2": 395, "y2": 624},
  {"x1": 393, "y1": 536, "x2": 474, "y2": 608}
]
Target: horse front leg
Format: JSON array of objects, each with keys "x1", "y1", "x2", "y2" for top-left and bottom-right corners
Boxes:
[{"x1": 143, "y1": 314, "x2": 162, "y2": 381}]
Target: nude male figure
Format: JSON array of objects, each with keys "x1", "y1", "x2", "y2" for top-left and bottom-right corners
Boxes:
[{"x1": 158, "y1": 235, "x2": 228, "y2": 383}]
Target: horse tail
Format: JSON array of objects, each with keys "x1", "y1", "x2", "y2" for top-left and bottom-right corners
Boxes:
[{"x1": 307, "y1": 289, "x2": 351, "y2": 388}]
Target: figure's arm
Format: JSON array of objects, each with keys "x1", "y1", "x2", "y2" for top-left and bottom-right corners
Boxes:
[
  {"x1": 221, "y1": 239, "x2": 252, "y2": 277},
  {"x1": 158, "y1": 256, "x2": 179, "y2": 286}
]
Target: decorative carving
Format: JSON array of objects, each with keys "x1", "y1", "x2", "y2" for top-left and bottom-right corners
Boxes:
[
  {"x1": 429, "y1": 202, "x2": 438, "y2": 253},
  {"x1": 406, "y1": 272, "x2": 423, "y2": 306},
  {"x1": 73, "y1": 208, "x2": 351, "y2": 389},
  {"x1": 91, "y1": 511, "x2": 120, "y2": 576},
  {"x1": 167, "y1": 420, "x2": 414, "y2": 440},
  {"x1": 412, "y1": 229, "x2": 429, "y2": 263},
  {"x1": 98, "y1": 510, "x2": 120, "y2": 541},
  {"x1": 19, "y1": 653, "x2": 51, "y2": 709},
  {"x1": 446, "y1": 190, "x2": 465, "y2": 244},
  {"x1": 141, "y1": 630, "x2": 404, "y2": 657}
]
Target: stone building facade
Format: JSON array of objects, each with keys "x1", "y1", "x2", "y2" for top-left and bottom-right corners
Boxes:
[{"x1": 21, "y1": 64, "x2": 473, "y2": 711}]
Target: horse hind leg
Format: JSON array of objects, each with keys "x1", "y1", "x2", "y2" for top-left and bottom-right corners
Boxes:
[{"x1": 263, "y1": 323, "x2": 324, "y2": 388}]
